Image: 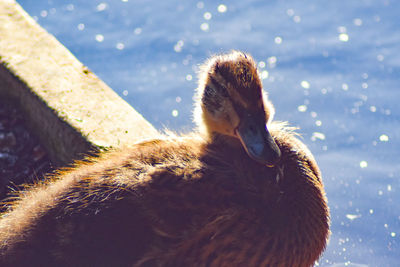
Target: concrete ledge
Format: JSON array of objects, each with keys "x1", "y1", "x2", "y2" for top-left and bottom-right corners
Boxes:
[{"x1": 0, "y1": 0, "x2": 158, "y2": 166}]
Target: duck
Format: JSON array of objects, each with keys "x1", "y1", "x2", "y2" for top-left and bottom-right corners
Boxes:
[{"x1": 0, "y1": 51, "x2": 329, "y2": 267}]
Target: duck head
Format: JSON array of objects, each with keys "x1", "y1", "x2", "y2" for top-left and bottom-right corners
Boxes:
[{"x1": 194, "y1": 51, "x2": 281, "y2": 167}]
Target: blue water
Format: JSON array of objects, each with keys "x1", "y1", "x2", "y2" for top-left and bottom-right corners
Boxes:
[{"x1": 16, "y1": 1, "x2": 400, "y2": 266}]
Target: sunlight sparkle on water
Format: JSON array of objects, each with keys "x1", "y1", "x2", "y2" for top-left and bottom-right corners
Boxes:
[
  {"x1": 261, "y1": 70, "x2": 269, "y2": 80},
  {"x1": 96, "y1": 3, "x2": 108, "y2": 12},
  {"x1": 311, "y1": 132, "x2": 325, "y2": 141},
  {"x1": 274, "y1": 36, "x2": 282, "y2": 44},
  {"x1": 134, "y1": 28, "x2": 142, "y2": 35},
  {"x1": 116, "y1": 43, "x2": 125, "y2": 50},
  {"x1": 77, "y1": 23, "x2": 85, "y2": 31},
  {"x1": 286, "y1": 9, "x2": 294, "y2": 16},
  {"x1": 346, "y1": 214, "x2": 361, "y2": 221},
  {"x1": 298, "y1": 105, "x2": 307, "y2": 112},
  {"x1": 377, "y1": 54, "x2": 384, "y2": 62},
  {"x1": 353, "y1": 18, "x2": 363, "y2": 26},
  {"x1": 203, "y1": 12, "x2": 212, "y2": 20},
  {"x1": 379, "y1": 134, "x2": 389, "y2": 142},
  {"x1": 174, "y1": 40, "x2": 184, "y2": 52},
  {"x1": 66, "y1": 4, "x2": 74, "y2": 11},
  {"x1": 301, "y1": 80, "x2": 310, "y2": 89},
  {"x1": 200, "y1": 23, "x2": 209, "y2": 32},
  {"x1": 95, "y1": 34, "x2": 104, "y2": 42},
  {"x1": 337, "y1": 26, "x2": 348, "y2": 41},
  {"x1": 267, "y1": 57, "x2": 277, "y2": 64},
  {"x1": 337, "y1": 26, "x2": 347, "y2": 33},
  {"x1": 40, "y1": 10, "x2": 47, "y2": 17},
  {"x1": 360, "y1": 161, "x2": 368, "y2": 168},
  {"x1": 267, "y1": 57, "x2": 277, "y2": 68},
  {"x1": 293, "y1": 16, "x2": 301, "y2": 23},
  {"x1": 217, "y1": 4, "x2": 227, "y2": 13},
  {"x1": 172, "y1": 110, "x2": 179, "y2": 117},
  {"x1": 339, "y1": 33, "x2": 349, "y2": 42}
]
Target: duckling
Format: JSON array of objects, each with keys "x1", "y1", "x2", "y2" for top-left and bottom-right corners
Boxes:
[{"x1": 0, "y1": 51, "x2": 329, "y2": 267}]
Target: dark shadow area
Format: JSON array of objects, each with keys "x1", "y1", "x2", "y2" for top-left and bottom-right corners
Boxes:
[{"x1": 0, "y1": 97, "x2": 53, "y2": 201}]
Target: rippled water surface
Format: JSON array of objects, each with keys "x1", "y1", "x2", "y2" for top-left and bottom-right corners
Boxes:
[{"x1": 17, "y1": 1, "x2": 400, "y2": 266}]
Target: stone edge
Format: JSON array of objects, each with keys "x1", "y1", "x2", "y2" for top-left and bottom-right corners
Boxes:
[{"x1": 0, "y1": 0, "x2": 158, "y2": 166}]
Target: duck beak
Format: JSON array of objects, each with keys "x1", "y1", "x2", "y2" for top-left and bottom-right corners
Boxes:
[{"x1": 235, "y1": 115, "x2": 281, "y2": 167}]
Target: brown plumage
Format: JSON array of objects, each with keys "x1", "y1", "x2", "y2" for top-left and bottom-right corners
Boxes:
[{"x1": 0, "y1": 51, "x2": 329, "y2": 267}]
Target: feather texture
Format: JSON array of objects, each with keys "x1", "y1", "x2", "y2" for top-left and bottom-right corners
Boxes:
[{"x1": 0, "y1": 51, "x2": 329, "y2": 267}]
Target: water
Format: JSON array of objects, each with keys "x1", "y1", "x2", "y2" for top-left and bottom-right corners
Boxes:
[{"x1": 16, "y1": 1, "x2": 400, "y2": 266}]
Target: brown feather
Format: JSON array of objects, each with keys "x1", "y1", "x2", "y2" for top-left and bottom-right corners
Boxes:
[{"x1": 0, "y1": 51, "x2": 329, "y2": 267}]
